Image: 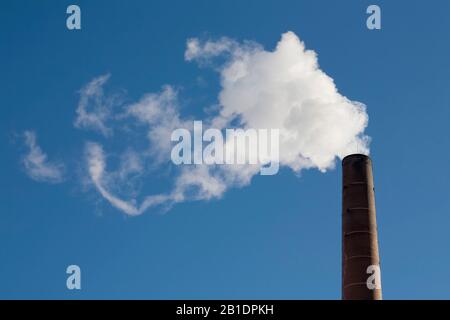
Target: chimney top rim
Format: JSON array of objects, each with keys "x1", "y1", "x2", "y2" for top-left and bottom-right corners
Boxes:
[{"x1": 342, "y1": 153, "x2": 371, "y2": 164}]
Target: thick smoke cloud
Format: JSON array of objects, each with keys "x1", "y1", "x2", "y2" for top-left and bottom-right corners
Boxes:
[
  {"x1": 81, "y1": 32, "x2": 370, "y2": 215},
  {"x1": 186, "y1": 31, "x2": 369, "y2": 171}
]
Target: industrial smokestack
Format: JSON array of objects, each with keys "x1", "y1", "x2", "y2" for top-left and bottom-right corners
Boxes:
[{"x1": 342, "y1": 154, "x2": 382, "y2": 300}]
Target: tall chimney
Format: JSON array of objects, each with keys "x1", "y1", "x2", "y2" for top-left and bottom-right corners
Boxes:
[{"x1": 342, "y1": 154, "x2": 382, "y2": 300}]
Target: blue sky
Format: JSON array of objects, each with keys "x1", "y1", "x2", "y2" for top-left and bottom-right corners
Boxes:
[{"x1": 1, "y1": 0, "x2": 450, "y2": 299}]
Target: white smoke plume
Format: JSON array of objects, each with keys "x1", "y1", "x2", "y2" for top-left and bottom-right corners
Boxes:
[
  {"x1": 84, "y1": 31, "x2": 370, "y2": 215},
  {"x1": 186, "y1": 31, "x2": 369, "y2": 171}
]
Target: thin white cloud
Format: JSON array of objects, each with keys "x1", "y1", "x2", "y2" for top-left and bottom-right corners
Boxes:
[
  {"x1": 117, "y1": 149, "x2": 144, "y2": 180},
  {"x1": 85, "y1": 141, "x2": 229, "y2": 215},
  {"x1": 185, "y1": 36, "x2": 261, "y2": 65},
  {"x1": 74, "y1": 74, "x2": 116, "y2": 136},
  {"x1": 185, "y1": 37, "x2": 236, "y2": 62},
  {"x1": 85, "y1": 142, "x2": 172, "y2": 215},
  {"x1": 83, "y1": 87, "x2": 233, "y2": 213},
  {"x1": 125, "y1": 85, "x2": 188, "y2": 163},
  {"x1": 85, "y1": 142, "x2": 140, "y2": 215},
  {"x1": 22, "y1": 131, "x2": 64, "y2": 183}
]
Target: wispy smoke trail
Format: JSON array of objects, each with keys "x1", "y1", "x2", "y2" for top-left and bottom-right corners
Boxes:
[{"x1": 22, "y1": 131, "x2": 65, "y2": 183}]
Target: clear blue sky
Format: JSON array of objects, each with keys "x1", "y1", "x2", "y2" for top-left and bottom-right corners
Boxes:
[{"x1": 1, "y1": 0, "x2": 450, "y2": 299}]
